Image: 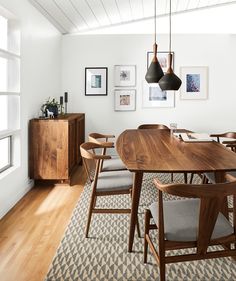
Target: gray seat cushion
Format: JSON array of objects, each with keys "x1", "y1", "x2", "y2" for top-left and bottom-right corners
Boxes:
[
  {"x1": 102, "y1": 156, "x2": 126, "y2": 171},
  {"x1": 93, "y1": 170, "x2": 133, "y2": 192},
  {"x1": 150, "y1": 199, "x2": 233, "y2": 242},
  {"x1": 205, "y1": 171, "x2": 236, "y2": 184}
]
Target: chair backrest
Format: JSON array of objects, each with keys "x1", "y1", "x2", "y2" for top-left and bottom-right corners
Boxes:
[
  {"x1": 80, "y1": 142, "x2": 113, "y2": 182},
  {"x1": 210, "y1": 132, "x2": 236, "y2": 143},
  {"x1": 138, "y1": 124, "x2": 169, "y2": 130},
  {"x1": 88, "y1": 132, "x2": 115, "y2": 143},
  {"x1": 226, "y1": 143, "x2": 236, "y2": 153},
  {"x1": 153, "y1": 178, "x2": 236, "y2": 255}
]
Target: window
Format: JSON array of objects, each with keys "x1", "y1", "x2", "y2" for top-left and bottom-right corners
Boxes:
[
  {"x1": 0, "y1": 137, "x2": 11, "y2": 172},
  {"x1": 0, "y1": 8, "x2": 20, "y2": 174}
]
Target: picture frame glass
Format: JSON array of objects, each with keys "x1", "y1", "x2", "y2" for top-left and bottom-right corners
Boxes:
[
  {"x1": 142, "y1": 81, "x2": 175, "y2": 108},
  {"x1": 180, "y1": 67, "x2": 208, "y2": 100},
  {"x1": 85, "y1": 67, "x2": 107, "y2": 96},
  {"x1": 114, "y1": 89, "x2": 136, "y2": 111},
  {"x1": 147, "y1": 52, "x2": 174, "y2": 73},
  {"x1": 114, "y1": 65, "x2": 136, "y2": 87}
]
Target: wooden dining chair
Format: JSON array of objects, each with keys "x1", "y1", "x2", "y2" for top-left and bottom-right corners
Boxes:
[
  {"x1": 80, "y1": 142, "x2": 140, "y2": 238},
  {"x1": 202, "y1": 132, "x2": 236, "y2": 184},
  {"x1": 138, "y1": 124, "x2": 188, "y2": 184},
  {"x1": 144, "y1": 178, "x2": 236, "y2": 281},
  {"x1": 88, "y1": 132, "x2": 127, "y2": 172}
]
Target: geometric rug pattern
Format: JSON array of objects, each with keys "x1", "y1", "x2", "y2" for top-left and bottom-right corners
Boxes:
[{"x1": 45, "y1": 173, "x2": 236, "y2": 281}]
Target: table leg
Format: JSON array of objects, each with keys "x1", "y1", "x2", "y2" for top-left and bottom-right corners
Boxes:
[
  {"x1": 214, "y1": 171, "x2": 228, "y2": 219},
  {"x1": 128, "y1": 171, "x2": 143, "y2": 253}
]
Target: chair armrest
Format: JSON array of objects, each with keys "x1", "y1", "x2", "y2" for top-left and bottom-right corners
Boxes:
[
  {"x1": 225, "y1": 173, "x2": 236, "y2": 182},
  {"x1": 94, "y1": 155, "x2": 112, "y2": 160}
]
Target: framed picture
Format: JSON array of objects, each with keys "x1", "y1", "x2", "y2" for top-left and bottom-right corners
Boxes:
[
  {"x1": 142, "y1": 81, "x2": 175, "y2": 108},
  {"x1": 114, "y1": 89, "x2": 136, "y2": 111},
  {"x1": 85, "y1": 67, "x2": 108, "y2": 96},
  {"x1": 147, "y1": 52, "x2": 174, "y2": 73},
  {"x1": 114, "y1": 65, "x2": 136, "y2": 87},
  {"x1": 180, "y1": 66, "x2": 208, "y2": 100}
]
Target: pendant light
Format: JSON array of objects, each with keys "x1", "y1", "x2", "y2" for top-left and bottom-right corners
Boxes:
[
  {"x1": 145, "y1": 0, "x2": 164, "y2": 83},
  {"x1": 159, "y1": 0, "x2": 182, "y2": 91}
]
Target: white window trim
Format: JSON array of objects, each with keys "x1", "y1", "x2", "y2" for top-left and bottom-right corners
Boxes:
[{"x1": 0, "y1": 8, "x2": 20, "y2": 175}]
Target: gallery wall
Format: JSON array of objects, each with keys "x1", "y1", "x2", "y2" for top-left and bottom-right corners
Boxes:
[
  {"x1": 0, "y1": 0, "x2": 61, "y2": 218},
  {"x1": 61, "y1": 34, "x2": 236, "y2": 139}
]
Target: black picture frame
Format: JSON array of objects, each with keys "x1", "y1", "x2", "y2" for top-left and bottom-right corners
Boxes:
[{"x1": 85, "y1": 67, "x2": 108, "y2": 96}]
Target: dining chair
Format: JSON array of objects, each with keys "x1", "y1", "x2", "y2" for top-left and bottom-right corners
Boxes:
[
  {"x1": 138, "y1": 124, "x2": 188, "y2": 184},
  {"x1": 144, "y1": 178, "x2": 236, "y2": 281},
  {"x1": 88, "y1": 132, "x2": 126, "y2": 172},
  {"x1": 203, "y1": 132, "x2": 236, "y2": 184},
  {"x1": 80, "y1": 142, "x2": 140, "y2": 238}
]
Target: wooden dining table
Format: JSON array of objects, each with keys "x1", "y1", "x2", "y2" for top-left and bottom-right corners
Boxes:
[{"x1": 116, "y1": 129, "x2": 236, "y2": 252}]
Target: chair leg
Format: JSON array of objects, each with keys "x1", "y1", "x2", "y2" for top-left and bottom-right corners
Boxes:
[
  {"x1": 144, "y1": 209, "x2": 151, "y2": 263},
  {"x1": 159, "y1": 260, "x2": 166, "y2": 281},
  {"x1": 189, "y1": 173, "x2": 194, "y2": 184},
  {"x1": 171, "y1": 173, "x2": 174, "y2": 182},
  {"x1": 85, "y1": 192, "x2": 96, "y2": 238},
  {"x1": 184, "y1": 172, "x2": 188, "y2": 184},
  {"x1": 136, "y1": 214, "x2": 141, "y2": 238}
]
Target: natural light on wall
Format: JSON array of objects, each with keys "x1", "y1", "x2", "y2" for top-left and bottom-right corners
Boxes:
[{"x1": 0, "y1": 8, "x2": 20, "y2": 174}]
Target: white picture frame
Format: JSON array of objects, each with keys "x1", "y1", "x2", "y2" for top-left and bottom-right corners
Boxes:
[
  {"x1": 147, "y1": 52, "x2": 174, "y2": 73},
  {"x1": 114, "y1": 89, "x2": 136, "y2": 111},
  {"x1": 114, "y1": 65, "x2": 136, "y2": 87},
  {"x1": 142, "y1": 81, "x2": 175, "y2": 108},
  {"x1": 85, "y1": 67, "x2": 107, "y2": 96},
  {"x1": 180, "y1": 66, "x2": 208, "y2": 100}
]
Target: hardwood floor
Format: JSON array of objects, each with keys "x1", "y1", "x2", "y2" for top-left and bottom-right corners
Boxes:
[{"x1": 0, "y1": 166, "x2": 87, "y2": 281}]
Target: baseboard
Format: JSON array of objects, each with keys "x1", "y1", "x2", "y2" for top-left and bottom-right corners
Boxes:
[{"x1": 0, "y1": 180, "x2": 34, "y2": 219}]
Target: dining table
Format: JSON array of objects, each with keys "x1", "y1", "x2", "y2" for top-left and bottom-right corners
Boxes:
[{"x1": 116, "y1": 128, "x2": 236, "y2": 252}]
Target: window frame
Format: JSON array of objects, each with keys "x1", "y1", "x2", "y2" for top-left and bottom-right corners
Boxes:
[
  {"x1": 0, "y1": 135, "x2": 12, "y2": 173},
  {"x1": 0, "y1": 7, "x2": 20, "y2": 175}
]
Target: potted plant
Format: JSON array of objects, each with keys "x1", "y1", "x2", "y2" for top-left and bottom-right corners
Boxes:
[{"x1": 41, "y1": 97, "x2": 60, "y2": 118}]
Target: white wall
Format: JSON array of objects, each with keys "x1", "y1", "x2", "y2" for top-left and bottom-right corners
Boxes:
[
  {"x1": 0, "y1": 0, "x2": 61, "y2": 218},
  {"x1": 61, "y1": 34, "x2": 236, "y2": 139}
]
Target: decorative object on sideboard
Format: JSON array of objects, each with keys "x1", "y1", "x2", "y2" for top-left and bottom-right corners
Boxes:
[
  {"x1": 180, "y1": 66, "x2": 208, "y2": 100},
  {"x1": 142, "y1": 81, "x2": 175, "y2": 108},
  {"x1": 40, "y1": 97, "x2": 60, "y2": 118},
  {"x1": 60, "y1": 96, "x2": 64, "y2": 115},
  {"x1": 114, "y1": 65, "x2": 136, "y2": 87},
  {"x1": 64, "y1": 92, "x2": 68, "y2": 113},
  {"x1": 114, "y1": 89, "x2": 136, "y2": 111},
  {"x1": 159, "y1": 0, "x2": 182, "y2": 91},
  {"x1": 85, "y1": 67, "x2": 108, "y2": 96},
  {"x1": 145, "y1": 0, "x2": 164, "y2": 83}
]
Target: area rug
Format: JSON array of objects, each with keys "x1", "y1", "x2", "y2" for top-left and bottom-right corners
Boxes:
[{"x1": 45, "y1": 173, "x2": 236, "y2": 281}]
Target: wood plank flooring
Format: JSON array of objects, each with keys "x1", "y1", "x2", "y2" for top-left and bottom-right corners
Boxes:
[{"x1": 0, "y1": 166, "x2": 86, "y2": 281}]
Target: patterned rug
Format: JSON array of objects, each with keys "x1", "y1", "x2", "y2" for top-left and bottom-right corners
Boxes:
[{"x1": 45, "y1": 173, "x2": 236, "y2": 281}]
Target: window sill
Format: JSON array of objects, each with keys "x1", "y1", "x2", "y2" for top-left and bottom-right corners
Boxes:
[{"x1": 0, "y1": 165, "x2": 19, "y2": 180}]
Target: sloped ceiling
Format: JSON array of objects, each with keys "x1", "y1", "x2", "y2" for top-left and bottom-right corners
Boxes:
[{"x1": 29, "y1": 0, "x2": 236, "y2": 34}]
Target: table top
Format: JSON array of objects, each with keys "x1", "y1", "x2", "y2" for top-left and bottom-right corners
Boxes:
[{"x1": 116, "y1": 129, "x2": 236, "y2": 173}]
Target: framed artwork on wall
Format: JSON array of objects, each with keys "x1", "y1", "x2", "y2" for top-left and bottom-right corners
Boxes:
[
  {"x1": 114, "y1": 65, "x2": 136, "y2": 87},
  {"x1": 142, "y1": 81, "x2": 175, "y2": 108},
  {"x1": 85, "y1": 67, "x2": 108, "y2": 96},
  {"x1": 147, "y1": 51, "x2": 174, "y2": 73},
  {"x1": 180, "y1": 66, "x2": 208, "y2": 100},
  {"x1": 114, "y1": 89, "x2": 136, "y2": 111}
]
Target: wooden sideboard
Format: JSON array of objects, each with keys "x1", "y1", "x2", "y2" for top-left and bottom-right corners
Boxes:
[{"x1": 29, "y1": 113, "x2": 85, "y2": 184}]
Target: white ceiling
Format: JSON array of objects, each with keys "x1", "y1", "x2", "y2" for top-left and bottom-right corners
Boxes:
[{"x1": 29, "y1": 0, "x2": 236, "y2": 34}]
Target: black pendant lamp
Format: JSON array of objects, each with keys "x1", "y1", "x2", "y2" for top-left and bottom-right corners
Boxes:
[
  {"x1": 145, "y1": 0, "x2": 164, "y2": 83},
  {"x1": 159, "y1": 0, "x2": 182, "y2": 91}
]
